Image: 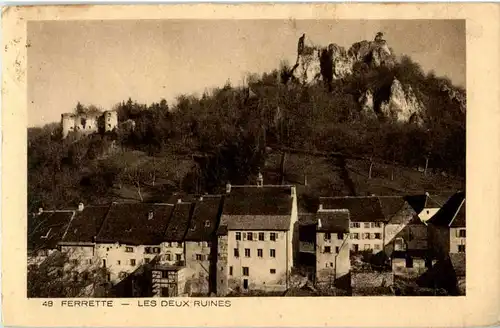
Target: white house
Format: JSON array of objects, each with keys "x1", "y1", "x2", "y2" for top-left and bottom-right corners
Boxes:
[{"x1": 216, "y1": 184, "x2": 298, "y2": 295}]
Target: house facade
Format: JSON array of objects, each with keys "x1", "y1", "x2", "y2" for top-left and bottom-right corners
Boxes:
[
  {"x1": 216, "y1": 184, "x2": 298, "y2": 295},
  {"x1": 319, "y1": 197, "x2": 387, "y2": 253},
  {"x1": 315, "y1": 209, "x2": 350, "y2": 289}
]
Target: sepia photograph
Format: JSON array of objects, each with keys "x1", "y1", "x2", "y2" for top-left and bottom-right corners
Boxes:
[{"x1": 26, "y1": 18, "x2": 467, "y2": 299}]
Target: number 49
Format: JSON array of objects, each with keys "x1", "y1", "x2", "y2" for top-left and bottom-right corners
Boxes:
[{"x1": 42, "y1": 301, "x2": 53, "y2": 307}]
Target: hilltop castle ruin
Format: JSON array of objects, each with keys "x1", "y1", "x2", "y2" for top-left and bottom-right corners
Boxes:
[{"x1": 61, "y1": 110, "x2": 118, "y2": 139}]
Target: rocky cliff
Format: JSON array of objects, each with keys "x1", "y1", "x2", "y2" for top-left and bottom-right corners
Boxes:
[{"x1": 290, "y1": 32, "x2": 428, "y2": 124}]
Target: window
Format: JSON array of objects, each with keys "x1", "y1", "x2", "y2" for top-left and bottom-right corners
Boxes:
[
  {"x1": 363, "y1": 233, "x2": 371, "y2": 240},
  {"x1": 242, "y1": 267, "x2": 249, "y2": 276},
  {"x1": 324, "y1": 232, "x2": 331, "y2": 240},
  {"x1": 87, "y1": 259, "x2": 92, "y2": 265},
  {"x1": 351, "y1": 222, "x2": 361, "y2": 228},
  {"x1": 71, "y1": 259, "x2": 79, "y2": 266},
  {"x1": 458, "y1": 245, "x2": 466, "y2": 253},
  {"x1": 234, "y1": 248, "x2": 239, "y2": 258},
  {"x1": 166, "y1": 242, "x2": 172, "y2": 247},
  {"x1": 337, "y1": 233, "x2": 344, "y2": 240},
  {"x1": 372, "y1": 222, "x2": 382, "y2": 228},
  {"x1": 196, "y1": 254, "x2": 203, "y2": 261},
  {"x1": 406, "y1": 257, "x2": 414, "y2": 268},
  {"x1": 245, "y1": 248, "x2": 251, "y2": 257},
  {"x1": 153, "y1": 247, "x2": 160, "y2": 253},
  {"x1": 364, "y1": 244, "x2": 370, "y2": 251},
  {"x1": 102, "y1": 259, "x2": 107, "y2": 267},
  {"x1": 374, "y1": 233, "x2": 381, "y2": 239},
  {"x1": 458, "y1": 229, "x2": 466, "y2": 238},
  {"x1": 117, "y1": 260, "x2": 121, "y2": 265},
  {"x1": 270, "y1": 249, "x2": 276, "y2": 258},
  {"x1": 145, "y1": 247, "x2": 151, "y2": 254},
  {"x1": 270, "y1": 269, "x2": 276, "y2": 274},
  {"x1": 330, "y1": 262, "x2": 334, "y2": 267},
  {"x1": 177, "y1": 242, "x2": 182, "y2": 248},
  {"x1": 175, "y1": 254, "x2": 182, "y2": 261},
  {"x1": 257, "y1": 249, "x2": 263, "y2": 257},
  {"x1": 229, "y1": 266, "x2": 233, "y2": 276},
  {"x1": 130, "y1": 259, "x2": 136, "y2": 266},
  {"x1": 125, "y1": 247, "x2": 134, "y2": 253},
  {"x1": 351, "y1": 233, "x2": 359, "y2": 239},
  {"x1": 270, "y1": 233, "x2": 276, "y2": 241},
  {"x1": 247, "y1": 232, "x2": 253, "y2": 241},
  {"x1": 335, "y1": 246, "x2": 340, "y2": 253},
  {"x1": 324, "y1": 246, "x2": 331, "y2": 253},
  {"x1": 352, "y1": 244, "x2": 359, "y2": 252},
  {"x1": 161, "y1": 271, "x2": 169, "y2": 279},
  {"x1": 165, "y1": 254, "x2": 171, "y2": 261},
  {"x1": 145, "y1": 258, "x2": 151, "y2": 264},
  {"x1": 259, "y1": 232, "x2": 265, "y2": 241},
  {"x1": 364, "y1": 223, "x2": 370, "y2": 228},
  {"x1": 236, "y1": 232, "x2": 241, "y2": 241}
]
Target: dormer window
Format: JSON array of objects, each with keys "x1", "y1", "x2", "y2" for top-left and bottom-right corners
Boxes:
[{"x1": 204, "y1": 220, "x2": 211, "y2": 228}]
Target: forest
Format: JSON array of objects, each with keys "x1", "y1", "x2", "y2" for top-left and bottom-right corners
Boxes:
[{"x1": 28, "y1": 55, "x2": 466, "y2": 212}]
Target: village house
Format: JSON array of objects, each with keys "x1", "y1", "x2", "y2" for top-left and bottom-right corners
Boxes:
[
  {"x1": 58, "y1": 203, "x2": 110, "y2": 277},
  {"x1": 314, "y1": 208, "x2": 351, "y2": 289},
  {"x1": 426, "y1": 191, "x2": 466, "y2": 259},
  {"x1": 182, "y1": 195, "x2": 223, "y2": 295},
  {"x1": 405, "y1": 192, "x2": 451, "y2": 223},
  {"x1": 94, "y1": 203, "x2": 174, "y2": 283},
  {"x1": 216, "y1": 184, "x2": 298, "y2": 296},
  {"x1": 28, "y1": 208, "x2": 74, "y2": 266},
  {"x1": 319, "y1": 196, "x2": 387, "y2": 253}
]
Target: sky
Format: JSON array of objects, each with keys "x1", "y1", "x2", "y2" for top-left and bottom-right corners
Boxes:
[{"x1": 28, "y1": 19, "x2": 465, "y2": 127}]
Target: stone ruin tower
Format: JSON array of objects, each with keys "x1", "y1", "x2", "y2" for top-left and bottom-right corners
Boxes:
[
  {"x1": 61, "y1": 113, "x2": 77, "y2": 139},
  {"x1": 104, "y1": 110, "x2": 118, "y2": 133}
]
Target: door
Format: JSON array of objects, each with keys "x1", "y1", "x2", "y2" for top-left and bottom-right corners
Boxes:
[
  {"x1": 353, "y1": 244, "x2": 359, "y2": 252},
  {"x1": 243, "y1": 279, "x2": 248, "y2": 290}
]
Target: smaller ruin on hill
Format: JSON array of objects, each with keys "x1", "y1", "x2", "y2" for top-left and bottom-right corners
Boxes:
[{"x1": 61, "y1": 110, "x2": 118, "y2": 139}]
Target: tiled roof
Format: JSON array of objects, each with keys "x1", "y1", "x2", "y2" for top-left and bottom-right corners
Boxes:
[
  {"x1": 405, "y1": 193, "x2": 451, "y2": 213},
  {"x1": 184, "y1": 196, "x2": 222, "y2": 241},
  {"x1": 28, "y1": 211, "x2": 74, "y2": 251},
  {"x1": 218, "y1": 214, "x2": 290, "y2": 232},
  {"x1": 427, "y1": 192, "x2": 465, "y2": 227},
  {"x1": 404, "y1": 195, "x2": 427, "y2": 213},
  {"x1": 298, "y1": 213, "x2": 317, "y2": 226},
  {"x1": 222, "y1": 186, "x2": 293, "y2": 216},
  {"x1": 319, "y1": 196, "x2": 386, "y2": 222},
  {"x1": 378, "y1": 196, "x2": 407, "y2": 221},
  {"x1": 61, "y1": 206, "x2": 110, "y2": 243},
  {"x1": 96, "y1": 203, "x2": 174, "y2": 245},
  {"x1": 164, "y1": 202, "x2": 194, "y2": 242},
  {"x1": 316, "y1": 210, "x2": 350, "y2": 233}
]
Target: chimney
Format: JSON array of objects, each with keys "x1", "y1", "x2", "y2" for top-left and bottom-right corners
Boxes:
[
  {"x1": 199, "y1": 196, "x2": 204, "y2": 201},
  {"x1": 317, "y1": 218, "x2": 322, "y2": 229},
  {"x1": 38, "y1": 207, "x2": 43, "y2": 215},
  {"x1": 226, "y1": 183, "x2": 232, "y2": 194},
  {"x1": 318, "y1": 204, "x2": 323, "y2": 211},
  {"x1": 425, "y1": 192, "x2": 430, "y2": 197},
  {"x1": 148, "y1": 211, "x2": 154, "y2": 220},
  {"x1": 177, "y1": 198, "x2": 182, "y2": 204},
  {"x1": 78, "y1": 203, "x2": 84, "y2": 211},
  {"x1": 290, "y1": 186, "x2": 296, "y2": 198}
]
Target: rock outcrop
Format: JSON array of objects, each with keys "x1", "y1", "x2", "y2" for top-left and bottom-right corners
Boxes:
[
  {"x1": 380, "y1": 79, "x2": 425, "y2": 124},
  {"x1": 292, "y1": 32, "x2": 395, "y2": 83}
]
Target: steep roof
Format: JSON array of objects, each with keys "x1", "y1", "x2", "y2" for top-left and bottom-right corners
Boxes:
[
  {"x1": 96, "y1": 203, "x2": 174, "y2": 245},
  {"x1": 28, "y1": 211, "x2": 74, "y2": 251},
  {"x1": 405, "y1": 193, "x2": 450, "y2": 213},
  {"x1": 319, "y1": 196, "x2": 385, "y2": 222},
  {"x1": 222, "y1": 186, "x2": 293, "y2": 216},
  {"x1": 378, "y1": 196, "x2": 407, "y2": 220},
  {"x1": 316, "y1": 210, "x2": 350, "y2": 233},
  {"x1": 218, "y1": 214, "x2": 290, "y2": 232},
  {"x1": 298, "y1": 213, "x2": 317, "y2": 226},
  {"x1": 451, "y1": 203, "x2": 466, "y2": 228},
  {"x1": 184, "y1": 196, "x2": 222, "y2": 241},
  {"x1": 61, "y1": 206, "x2": 110, "y2": 243},
  {"x1": 427, "y1": 192, "x2": 465, "y2": 227},
  {"x1": 164, "y1": 202, "x2": 194, "y2": 242}
]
